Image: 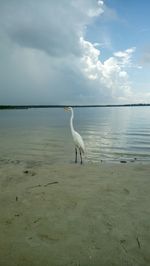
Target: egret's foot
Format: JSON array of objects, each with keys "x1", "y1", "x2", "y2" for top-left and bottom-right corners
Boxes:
[{"x1": 75, "y1": 148, "x2": 77, "y2": 164}]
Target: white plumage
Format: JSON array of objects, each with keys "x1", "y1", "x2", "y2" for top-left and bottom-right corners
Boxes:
[{"x1": 64, "y1": 107, "x2": 85, "y2": 164}]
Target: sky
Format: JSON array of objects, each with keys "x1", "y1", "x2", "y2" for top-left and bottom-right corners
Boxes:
[{"x1": 0, "y1": 0, "x2": 150, "y2": 105}]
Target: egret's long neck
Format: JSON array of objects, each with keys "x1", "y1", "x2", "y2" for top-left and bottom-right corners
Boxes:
[{"x1": 70, "y1": 108, "x2": 74, "y2": 134}]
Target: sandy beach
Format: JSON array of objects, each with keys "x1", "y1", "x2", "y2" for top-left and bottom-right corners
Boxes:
[{"x1": 0, "y1": 160, "x2": 150, "y2": 266}]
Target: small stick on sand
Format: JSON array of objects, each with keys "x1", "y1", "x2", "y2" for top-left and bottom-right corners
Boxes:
[
  {"x1": 44, "y1": 181, "x2": 59, "y2": 187},
  {"x1": 136, "y1": 236, "x2": 141, "y2": 249},
  {"x1": 28, "y1": 182, "x2": 58, "y2": 189}
]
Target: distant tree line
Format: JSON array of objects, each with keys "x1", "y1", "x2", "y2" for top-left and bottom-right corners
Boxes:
[{"x1": 0, "y1": 103, "x2": 150, "y2": 110}]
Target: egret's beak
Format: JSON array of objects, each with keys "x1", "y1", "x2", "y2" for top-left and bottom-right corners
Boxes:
[{"x1": 64, "y1": 107, "x2": 69, "y2": 111}]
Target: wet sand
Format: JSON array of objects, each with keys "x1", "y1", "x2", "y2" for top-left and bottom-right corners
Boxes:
[{"x1": 0, "y1": 160, "x2": 150, "y2": 266}]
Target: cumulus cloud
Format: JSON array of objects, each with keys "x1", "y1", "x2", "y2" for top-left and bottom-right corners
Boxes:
[
  {"x1": 0, "y1": 0, "x2": 141, "y2": 104},
  {"x1": 113, "y1": 47, "x2": 136, "y2": 66},
  {"x1": 80, "y1": 38, "x2": 134, "y2": 102}
]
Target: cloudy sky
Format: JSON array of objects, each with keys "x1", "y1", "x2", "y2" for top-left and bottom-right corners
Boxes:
[{"x1": 0, "y1": 0, "x2": 150, "y2": 105}]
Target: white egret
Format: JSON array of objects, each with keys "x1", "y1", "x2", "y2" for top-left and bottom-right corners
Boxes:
[{"x1": 64, "y1": 107, "x2": 85, "y2": 164}]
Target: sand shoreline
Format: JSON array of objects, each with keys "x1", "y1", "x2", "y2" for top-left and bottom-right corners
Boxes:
[{"x1": 0, "y1": 160, "x2": 150, "y2": 265}]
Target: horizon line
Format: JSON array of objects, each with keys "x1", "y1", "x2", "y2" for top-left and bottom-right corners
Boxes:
[{"x1": 0, "y1": 103, "x2": 150, "y2": 109}]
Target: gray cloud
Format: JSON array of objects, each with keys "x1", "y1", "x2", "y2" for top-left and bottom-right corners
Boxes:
[
  {"x1": 0, "y1": 0, "x2": 107, "y2": 104},
  {"x1": 0, "y1": 0, "x2": 139, "y2": 105},
  {"x1": 0, "y1": 0, "x2": 102, "y2": 57}
]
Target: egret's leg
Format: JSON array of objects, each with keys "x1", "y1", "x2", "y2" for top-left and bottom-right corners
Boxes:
[
  {"x1": 75, "y1": 148, "x2": 77, "y2": 163},
  {"x1": 79, "y1": 149, "x2": 83, "y2": 164}
]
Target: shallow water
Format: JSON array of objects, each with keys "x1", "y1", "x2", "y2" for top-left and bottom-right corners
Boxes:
[{"x1": 0, "y1": 107, "x2": 150, "y2": 163}]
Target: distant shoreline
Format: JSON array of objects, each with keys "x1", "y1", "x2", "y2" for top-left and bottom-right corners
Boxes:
[{"x1": 0, "y1": 103, "x2": 150, "y2": 109}]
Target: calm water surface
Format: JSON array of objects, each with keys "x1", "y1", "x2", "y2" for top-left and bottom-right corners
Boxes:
[{"x1": 0, "y1": 107, "x2": 150, "y2": 164}]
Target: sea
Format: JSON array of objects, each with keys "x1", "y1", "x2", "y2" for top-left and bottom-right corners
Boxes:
[{"x1": 0, "y1": 107, "x2": 150, "y2": 164}]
